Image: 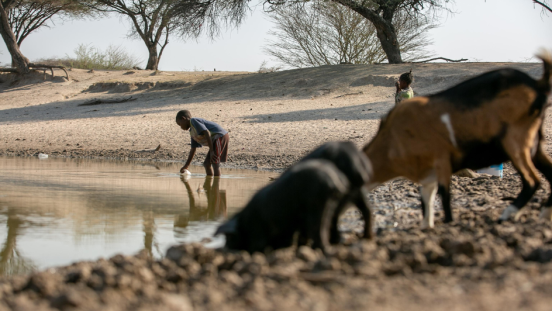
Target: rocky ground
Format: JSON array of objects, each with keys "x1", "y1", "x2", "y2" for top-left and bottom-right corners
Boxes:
[{"x1": 1, "y1": 164, "x2": 552, "y2": 310}]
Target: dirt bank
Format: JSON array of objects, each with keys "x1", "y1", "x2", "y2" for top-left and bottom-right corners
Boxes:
[
  {"x1": 2, "y1": 200, "x2": 552, "y2": 311},
  {"x1": 1, "y1": 63, "x2": 550, "y2": 171}
]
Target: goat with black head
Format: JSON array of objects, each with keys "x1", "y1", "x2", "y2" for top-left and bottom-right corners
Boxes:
[{"x1": 215, "y1": 159, "x2": 350, "y2": 253}]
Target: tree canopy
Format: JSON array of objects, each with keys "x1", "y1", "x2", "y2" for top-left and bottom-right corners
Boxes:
[
  {"x1": 1, "y1": 0, "x2": 90, "y2": 73},
  {"x1": 8, "y1": 0, "x2": 89, "y2": 48},
  {"x1": 84, "y1": 0, "x2": 183, "y2": 70}
]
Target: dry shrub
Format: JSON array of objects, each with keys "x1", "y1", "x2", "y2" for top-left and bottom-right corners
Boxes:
[{"x1": 35, "y1": 44, "x2": 142, "y2": 70}]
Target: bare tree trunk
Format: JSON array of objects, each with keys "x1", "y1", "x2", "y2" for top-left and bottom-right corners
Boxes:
[
  {"x1": 146, "y1": 44, "x2": 159, "y2": 70},
  {"x1": 373, "y1": 19, "x2": 402, "y2": 64},
  {"x1": 331, "y1": 0, "x2": 403, "y2": 64},
  {"x1": 0, "y1": 3, "x2": 30, "y2": 74}
]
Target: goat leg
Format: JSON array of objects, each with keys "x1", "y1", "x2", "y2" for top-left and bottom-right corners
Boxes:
[
  {"x1": 436, "y1": 161, "x2": 453, "y2": 223},
  {"x1": 328, "y1": 194, "x2": 352, "y2": 244},
  {"x1": 356, "y1": 187, "x2": 373, "y2": 240},
  {"x1": 533, "y1": 147, "x2": 552, "y2": 220},
  {"x1": 314, "y1": 198, "x2": 340, "y2": 254},
  {"x1": 499, "y1": 148, "x2": 541, "y2": 222},
  {"x1": 438, "y1": 183, "x2": 452, "y2": 223},
  {"x1": 420, "y1": 181, "x2": 438, "y2": 229}
]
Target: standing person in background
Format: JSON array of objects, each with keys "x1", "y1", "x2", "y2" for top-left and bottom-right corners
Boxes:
[
  {"x1": 395, "y1": 70, "x2": 414, "y2": 105},
  {"x1": 176, "y1": 110, "x2": 229, "y2": 177}
]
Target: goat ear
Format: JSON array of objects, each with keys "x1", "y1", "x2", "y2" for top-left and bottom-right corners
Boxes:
[{"x1": 214, "y1": 217, "x2": 238, "y2": 236}]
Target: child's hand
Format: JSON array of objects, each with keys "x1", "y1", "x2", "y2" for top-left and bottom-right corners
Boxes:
[{"x1": 395, "y1": 81, "x2": 400, "y2": 90}]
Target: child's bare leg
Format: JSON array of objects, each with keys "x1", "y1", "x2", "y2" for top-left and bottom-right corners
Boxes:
[
  {"x1": 212, "y1": 163, "x2": 221, "y2": 176},
  {"x1": 203, "y1": 153, "x2": 214, "y2": 176}
]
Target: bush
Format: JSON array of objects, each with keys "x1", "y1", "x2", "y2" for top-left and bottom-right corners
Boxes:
[
  {"x1": 258, "y1": 60, "x2": 282, "y2": 73},
  {"x1": 35, "y1": 44, "x2": 142, "y2": 70}
]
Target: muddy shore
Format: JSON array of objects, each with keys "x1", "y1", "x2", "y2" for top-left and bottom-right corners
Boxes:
[{"x1": 1, "y1": 164, "x2": 552, "y2": 310}]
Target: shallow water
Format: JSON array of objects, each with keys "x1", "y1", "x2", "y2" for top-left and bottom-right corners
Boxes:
[{"x1": 0, "y1": 156, "x2": 273, "y2": 276}]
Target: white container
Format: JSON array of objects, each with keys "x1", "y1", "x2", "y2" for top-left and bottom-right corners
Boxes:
[
  {"x1": 38, "y1": 153, "x2": 48, "y2": 159},
  {"x1": 181, "y1": 169, "x2": 191, "y2": 175},
  {"x1": 477, "y1": 163, "x2": 503, "y2": 178}
]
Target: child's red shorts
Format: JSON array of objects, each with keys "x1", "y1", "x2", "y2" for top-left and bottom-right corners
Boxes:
[{"x1": 206, "y1": 133, "x2": 229, "y2": 165}]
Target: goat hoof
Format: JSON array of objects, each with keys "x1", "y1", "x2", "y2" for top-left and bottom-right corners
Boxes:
[
  {"x1": 540, "y1": 208, "x2": 552, "y2": 221},
  {"x1": 499, "y1": 205, "x2": 519, "y2": 223},
  {"x1": 420, "y1": 221, "x2": 434, "y2": 229}
]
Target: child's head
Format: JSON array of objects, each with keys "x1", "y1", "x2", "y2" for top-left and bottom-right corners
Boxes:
[
  {"x1": 176, "y1": 110, "x2": 192, "y2": 130},
  {"x1": 398, "y1": 69, "x2": 413, "y2": 89}
]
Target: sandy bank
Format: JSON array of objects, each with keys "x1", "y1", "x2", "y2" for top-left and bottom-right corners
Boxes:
[{"x1": 1, "y1": 62, "x2": 550, "y2": 171}]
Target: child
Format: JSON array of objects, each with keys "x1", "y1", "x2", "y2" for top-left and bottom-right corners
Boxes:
[
  {"x1": 395, "y1": 69, "x2": 414, "y2": 105},
  {"x1": 176, "y1": 110, "x2": 229, "y2": 177}
]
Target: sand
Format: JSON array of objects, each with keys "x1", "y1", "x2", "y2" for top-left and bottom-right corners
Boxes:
[{"x1": 1, "y1": 62, "x2": 549, "y2": 171}]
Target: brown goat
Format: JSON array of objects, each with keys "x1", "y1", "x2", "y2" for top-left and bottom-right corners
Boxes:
[{"x1": 363, "y1": 51, "x2": 552, "y2": 228}]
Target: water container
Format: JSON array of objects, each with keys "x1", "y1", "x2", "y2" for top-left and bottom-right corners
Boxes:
[
  {"x1": 38, "y1": 153, "x2": 48, "y2": 159},
  {"x1": 477, "y1": 163, "x2": 503, "y2": 178}
]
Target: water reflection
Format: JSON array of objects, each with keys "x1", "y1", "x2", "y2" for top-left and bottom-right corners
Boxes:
[
  {"x1": 0, "y1": 208, "x2": 36, "y2": 275},
  {"x1": 0, "y1": 156, "x2": 271, "y2": 275},
  {"x1": 174, "y1": 177, "x2": 228, "y2": 237}
]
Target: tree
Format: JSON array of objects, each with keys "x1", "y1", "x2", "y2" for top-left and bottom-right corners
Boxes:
[
  {"x1": 1, "y1": 0, "x2": 89, "y2": 74},
  {"x1": 7, "y1": 0, "x2": 89, "y2": 66},
  {"x1": 265, "y1": 2, "x2": 436, "y2": 67},
  {"x1": 533, "y1": 0, "x2": 552, "y2": 14},
  {"x1": 171, "y1": 0, "x2": 249, "y2": 38},
  {"x1": 87, "y1": 0, "x2": 183, "y2": 70},
  {"x1": 176, "y1": 0, "x2": 451, "y2": 64},
  {"x1": 0, "y1": 0, "x2": 31, "y2": 73},
  {"x1": 321, "y1": 0, "x2": 451, "y2": 63}
]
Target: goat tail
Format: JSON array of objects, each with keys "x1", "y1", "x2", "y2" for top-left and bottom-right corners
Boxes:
[{"x1": 536, "y1": 48, "x2": 552, "y2": 92}]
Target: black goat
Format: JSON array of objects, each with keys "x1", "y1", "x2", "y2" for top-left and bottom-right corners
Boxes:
[{"x1": 215, "y1": 159, "x2": 349, "y2": 253}]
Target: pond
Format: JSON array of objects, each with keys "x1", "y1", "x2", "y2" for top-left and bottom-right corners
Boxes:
[{"x1": 0, "y1": 156, "x2": 273, "y2": 276}]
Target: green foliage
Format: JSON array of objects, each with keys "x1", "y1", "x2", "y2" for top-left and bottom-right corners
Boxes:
[{"x1": 35, "y1": 44, "x2": 142, "y2": 70}]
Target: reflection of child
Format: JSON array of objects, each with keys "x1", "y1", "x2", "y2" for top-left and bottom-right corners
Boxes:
[
  {"x1": 395, "y1": 70, "x2": 414, "y2": 105},
  {"x1": 173, "y1": 176, "x2": 228, "y2": 236}
]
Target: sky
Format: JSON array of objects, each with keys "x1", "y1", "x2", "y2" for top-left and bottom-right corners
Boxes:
[{"x1": 0, "y1": 0, "x2": 551, "y2": 72}]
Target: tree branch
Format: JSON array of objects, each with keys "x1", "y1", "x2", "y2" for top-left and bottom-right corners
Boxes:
[
  {"x1": 411, "y1": 57, "x2": 468, "y2": 63},
  {"x1": 534, "y1": 0, "x2": 552, "y2": 13}
]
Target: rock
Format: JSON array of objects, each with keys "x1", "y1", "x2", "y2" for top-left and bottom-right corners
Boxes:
[
  {"x1": 24, "y1": 272, "x2": 63, "y2": 298},
  {"x1": 454, "y1": 169, "x2": 478, "y2": 178},
  {"x1": 297, "y1": 246, "x2": 319, "y2": 262},
  {"x1": 50, "y1": 287, "x2": 98, "y2": 309}
]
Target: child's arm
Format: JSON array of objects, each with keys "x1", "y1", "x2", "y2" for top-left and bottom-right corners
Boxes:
[{"x1": 181, "y1": 147, "x2": 197, "y2": 173}]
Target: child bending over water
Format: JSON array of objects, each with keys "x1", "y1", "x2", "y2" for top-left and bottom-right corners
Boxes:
[{"x1": 176, "y1": 110, "x2": 229, "y2": 177}]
